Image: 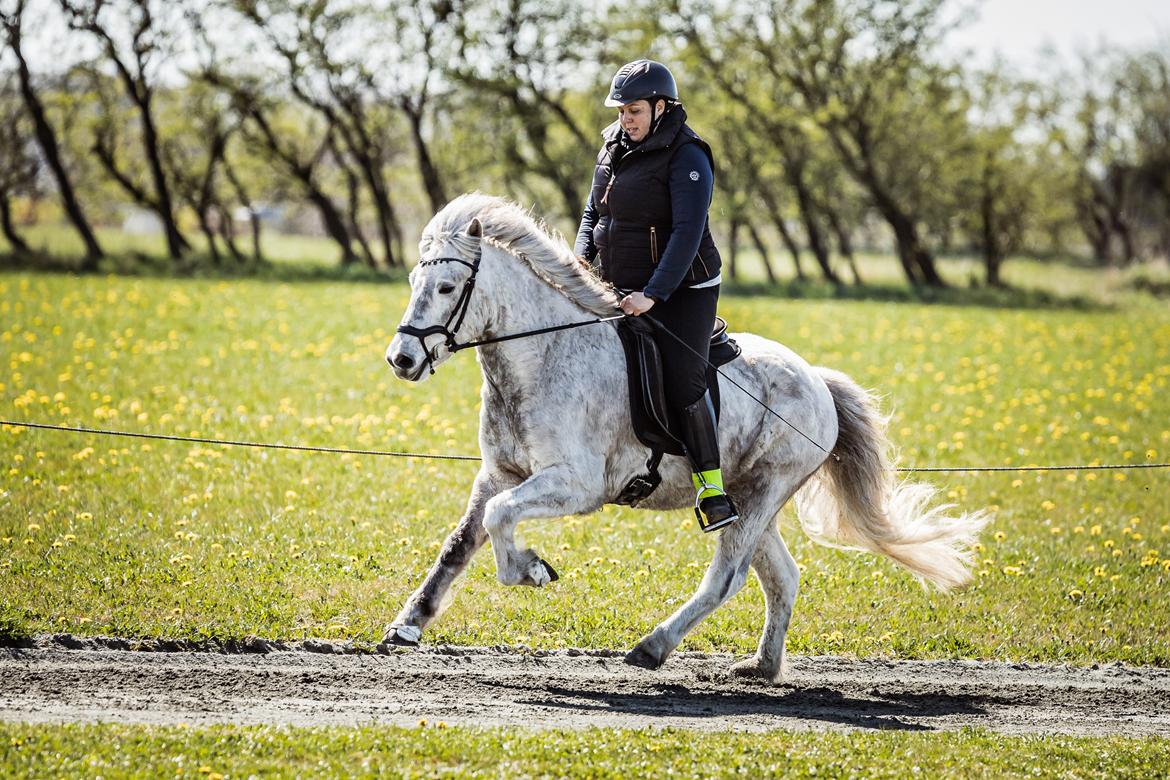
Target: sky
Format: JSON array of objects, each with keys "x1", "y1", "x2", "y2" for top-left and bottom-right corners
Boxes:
[
  {"x1": 12, "y1": 1, "x2": 1170, "y2": 79},
  {"x1": 945, "y1": 0, "x2": 1170, "y2": 72}
]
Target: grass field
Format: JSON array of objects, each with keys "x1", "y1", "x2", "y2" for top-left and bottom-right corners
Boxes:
[
  {"x1": 2, "y1": 723, "x2": 1168, "y2": 779},
  {"x1": 2, "y1": 245, "x2": 1169, "y2": 777},
  {"x1": 1, "y1": 267, "x2": 1168, "y2": 664}
]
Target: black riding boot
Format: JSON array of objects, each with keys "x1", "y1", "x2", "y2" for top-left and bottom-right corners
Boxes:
[{"x1": 679, "y1": 390, "x2": 739, "y2": 533}]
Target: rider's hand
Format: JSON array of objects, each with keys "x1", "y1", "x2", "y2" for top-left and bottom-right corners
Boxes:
[{"x1": 619, "y1": 291, "x2": 656, "y2": 316}]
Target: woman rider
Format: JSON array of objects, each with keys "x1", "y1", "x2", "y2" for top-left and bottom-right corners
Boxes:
[{"x1": 574, "y1": 59, "x2": 738, "y2": 533}]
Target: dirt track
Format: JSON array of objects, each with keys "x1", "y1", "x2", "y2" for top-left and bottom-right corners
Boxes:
[{"x1": 3, "y1": 637, "x2": 1169, "y2": 735}]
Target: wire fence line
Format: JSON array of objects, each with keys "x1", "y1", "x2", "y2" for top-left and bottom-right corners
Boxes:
[{"x1": 3, "y1": 419, "x2": 1167, "y2": 475}]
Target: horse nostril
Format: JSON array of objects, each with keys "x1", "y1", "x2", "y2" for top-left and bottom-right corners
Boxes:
[{"x1": 393, "y1": 353, "x2": 416, "y2": 370}]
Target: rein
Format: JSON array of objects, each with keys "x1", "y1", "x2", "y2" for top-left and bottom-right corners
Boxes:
[{"x1": 395, "y1": 251, "x2": 835, "y2": 459}]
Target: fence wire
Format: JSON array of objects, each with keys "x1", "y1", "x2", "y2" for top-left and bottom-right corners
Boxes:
[{"x1": 3, "y1": 419, "x2": 1167, "y2": 474}]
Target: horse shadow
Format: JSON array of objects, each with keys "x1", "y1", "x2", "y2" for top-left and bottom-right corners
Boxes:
[{"x1": 505, "y1": 680, "x2": 1004, "y2": 731}]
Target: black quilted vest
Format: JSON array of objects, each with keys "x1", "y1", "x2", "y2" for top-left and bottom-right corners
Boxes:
[{"x1": 589, "y1": 107, "x2": 722, "y2": 292}]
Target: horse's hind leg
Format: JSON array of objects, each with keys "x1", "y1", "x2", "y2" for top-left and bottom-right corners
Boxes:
[
  {"x1": 624, "y1": 479, "x2": 786, "y2": 670},
  {"x1": 381, "y1": 469, "x2": 510, "y2": 647},
  {"x1": 729, "y1": 522, "x2": 799, "y2": 683}
]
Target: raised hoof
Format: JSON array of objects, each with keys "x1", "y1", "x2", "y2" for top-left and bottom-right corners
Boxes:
[
  {"x1": 512, "y1": 553, "x2": 557, "y2": 587},
  {"x1": 379, "y1": 624, "x2": 421, "y2": 649},
  {"x1": 624, "y1": 645, "x2": 663, "y2": 670}
]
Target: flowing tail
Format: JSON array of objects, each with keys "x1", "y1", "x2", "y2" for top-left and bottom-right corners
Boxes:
[{"x1": 794, "y1": 368, "x2": 989, "y2": 591}]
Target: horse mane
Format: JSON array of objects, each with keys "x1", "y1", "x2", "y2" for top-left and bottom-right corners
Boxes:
[{"x1": 420, "y1": 192, "x2": 620, "y2": 317}]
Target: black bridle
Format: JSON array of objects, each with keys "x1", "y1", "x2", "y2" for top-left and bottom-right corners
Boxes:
[
  {"x1": 395, "y1": 253, "x2": 625, "y2": 376},
  {"x1": 395, "y1": 255, "x2": 483, "y2": 376}
]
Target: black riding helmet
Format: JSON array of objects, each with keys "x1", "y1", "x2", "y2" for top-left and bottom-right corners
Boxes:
[
  {"x1": 605, "y1": 60, "x2": 679, "y2": 138},
  {"x1": 604, "y1": 59, "x2": 679, "y2": 107}
]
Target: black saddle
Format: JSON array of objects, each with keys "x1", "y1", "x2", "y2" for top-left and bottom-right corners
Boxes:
[{"x1": 613, "y1": 315, "x2": 742, "y2": 505}]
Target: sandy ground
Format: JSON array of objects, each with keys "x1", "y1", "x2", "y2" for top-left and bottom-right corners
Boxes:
[{"x1": 3, "y1": 636, "x2": 1169, "y2": 735}]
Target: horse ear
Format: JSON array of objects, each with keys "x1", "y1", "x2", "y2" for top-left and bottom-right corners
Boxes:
[{"x1": 467, "y1": 218, "x2": 482, "y2": 238}]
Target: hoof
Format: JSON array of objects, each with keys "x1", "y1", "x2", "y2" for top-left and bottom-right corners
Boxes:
[
  {"x1": 624, "y1": 645, "x2": 663, "y2": 670},
  {"x1": 511, "y1": 552, "x2": 557, "y2": 587},
  {"x1": 380, "y1": 624, "x2": 421, "y2": 648},
  {"x1": 729, "y1": 655, "x2": 784, "y2": 684}
]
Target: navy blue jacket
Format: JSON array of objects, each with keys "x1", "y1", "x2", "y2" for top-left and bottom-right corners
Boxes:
[{"x1": 573, "y1": 106, "x2": 722, "y2": 301}]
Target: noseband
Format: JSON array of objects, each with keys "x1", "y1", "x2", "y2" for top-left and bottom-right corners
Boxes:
[{"x1": 395, "y1": 254, "x2": 482, "y2": 375}]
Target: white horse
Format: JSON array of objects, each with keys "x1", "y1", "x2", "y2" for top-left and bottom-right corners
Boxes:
[{"x1": 383, "y1": 193, "x2": 987, "y2": 681}]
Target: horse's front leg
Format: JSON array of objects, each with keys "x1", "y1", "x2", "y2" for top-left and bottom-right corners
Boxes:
[
  {"x1": 483, "y1": 463, "x2": 605, "y2": 587},
  {"x1": 381, "y1": 469, "x2": 512, "y2": 647}
]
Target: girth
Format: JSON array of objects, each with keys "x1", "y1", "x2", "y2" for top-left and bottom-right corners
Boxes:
[{"x1": 613, "y1": 315, "x2": 741, "y2": 506}]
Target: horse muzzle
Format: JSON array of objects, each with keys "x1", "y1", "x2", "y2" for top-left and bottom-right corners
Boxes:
[{"x1": 385, "y1": 336, "x2": 431, "y2": 382}]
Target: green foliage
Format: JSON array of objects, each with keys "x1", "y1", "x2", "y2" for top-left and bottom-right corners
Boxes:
[{"x1": 7, "y1": 0, "x2": 1170, "y2": 278}]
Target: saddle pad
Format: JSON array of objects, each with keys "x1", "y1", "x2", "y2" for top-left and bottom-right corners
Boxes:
[{"x1": 615, "y1": 316, "x2": 741, "y2": 458}]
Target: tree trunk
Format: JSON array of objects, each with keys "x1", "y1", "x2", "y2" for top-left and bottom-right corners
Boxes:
[
  {"x1": 825, "y1": 207, "x2": 861, "y2": 284},
  {"x1": 197, "y1": 213, "x2": 220, "y2": 265},
  {"x1": 980, "y1": 162, "x2": 1004, "y2": 287},
  {"x1": 0, "y1": 194, "x2": 31, "y2": 254},
  {"x1": 333, "y1": 117, "x2": 399, "y2": 267},
  {"x1": 403, "y1": 101, "x2": 448, "y2": 214},
  {"x1": 244, "y1": 106, "x2": 356, "y2": 265},
  {"x1": 215, "y1": 203, "x2": 245, "y2": 264},
  {"x1": 329, "y1": 133, "x2": 377, "y2": 268},
  {"x1": 5, "y1": 19, "x2": 103, "y2": 268},
  {"x1": 1079, "y1": 196, "x2": 1112, "y2": 264},
  {"x1": 305, "y1": 185, "x2": 358, "y2": 265},
  {"x1": 223, "y1": 158, "x2": 262, "y2": 262},
  {"x1": 82, "y1": 15, "x2": 188, "y2": 261},
  {"x1": 827, "y1": 124, "x2": 946, "y2": 287},
  {"x1": 773, "y1": 218, "x2": 804, "y2": 280},
  {"x1": 346, "y1": 168, "x2": 377, "y2": 269},
  {"x1": 790, "y1": 172, "x2": 840, "y2": 285},
  {"x1": 727, "y1": 217, "x2": 740, "y2": 280},
  {"x1": 756, "y1": 183, "x2": 805, "y2": 280},
  {"x1": 747, "y1": 223, "x2": 778, "y2": 284},
  {"x1": 134, "y1": 90, "x2": 187, "y2": 260},
  {"x1": 1111, "y1": 210, "x2": 1137, "y2": 266}
]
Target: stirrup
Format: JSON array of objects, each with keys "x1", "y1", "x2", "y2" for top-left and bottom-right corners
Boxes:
[{"x1": 693, "y1": 482, "x2": 739, "y2": 534}]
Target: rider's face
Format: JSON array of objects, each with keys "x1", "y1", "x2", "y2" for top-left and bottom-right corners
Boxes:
[{"x1": 619, "y1": 99, "x2": 664, "y2": 142}]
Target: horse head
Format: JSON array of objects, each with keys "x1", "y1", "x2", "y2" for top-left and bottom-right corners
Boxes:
[{"x1": 386, "y1": 215, "x2": 485, "y2": 381}]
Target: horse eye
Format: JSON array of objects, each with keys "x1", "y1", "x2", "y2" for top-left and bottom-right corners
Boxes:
[{"x1": 438, "y1": 283, "x2": 456, "y2": 295}]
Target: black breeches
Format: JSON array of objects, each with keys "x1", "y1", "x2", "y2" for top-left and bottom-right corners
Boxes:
[{"x1": 646, "y1": 284, "x2": 719, "y2": 414}]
